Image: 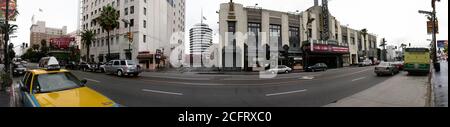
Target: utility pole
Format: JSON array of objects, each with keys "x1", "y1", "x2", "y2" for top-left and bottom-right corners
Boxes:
[
  {"x1": 419, "y1": 0, "x2": 441, "y2": 72},
  {"x1": 431, "y1": 0, "x2": 440, "y2": 72}
]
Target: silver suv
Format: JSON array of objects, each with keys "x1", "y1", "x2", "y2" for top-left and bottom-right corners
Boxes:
[{"x1": 105, "y1": 60, "x2": 141, "y2": 77}]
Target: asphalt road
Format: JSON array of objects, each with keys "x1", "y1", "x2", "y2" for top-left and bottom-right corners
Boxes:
[{"x1": 68, "y1": 66, "x2": 392, "y2": 107}]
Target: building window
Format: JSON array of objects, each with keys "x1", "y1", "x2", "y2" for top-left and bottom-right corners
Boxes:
[
  {"x1": 269, "y1": 25, "x2": 282, "y2": 48},
  {"x1": 248, "y1": 23, "x2": 260, "y2": 48},
  {"x1": 143, "y1": 35, "x2": 146, "y2": 43},
  {"x1": 130, "y1": 6, "x2": 134, "y2": 14},
  {"x1": 143, "y1": 20, "x2": 146, "y2": 28},
  {"x1": 116, "y1": 36, "x2": 120, "y2": 45},
  {"x1": 350, "y1": 37, "x2": 355, "y2": 45},
  {"x1": 130, "y1": 19, "x2": 134, "y2": 27},
  {"x1": 144, "y1": 7, "x2": 147, "y2": 15},
  {"x1": 124, "y1": 8, "x2": 128, "y2": 15},
  {"x1": 289, "y1": 27, "x2": 300, "y2": 49},
  {"x1": 342, "y1": 35, "x2": 348, "y2": 45},
  {"x1": 227, "y1": 21, "x2": 236, "y2": 46}
]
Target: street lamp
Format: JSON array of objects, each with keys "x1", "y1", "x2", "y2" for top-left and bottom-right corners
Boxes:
[
  {"x1": 122, "y1": 19, "x2": 133, "y2": 60},
  {"x1": 418, "y1": 0, "x2": 440, "y2": 72}
]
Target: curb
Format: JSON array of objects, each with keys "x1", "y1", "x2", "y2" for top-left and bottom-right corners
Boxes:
[{"x1": 428, "y1": 64, "x2": 435, "y2": 107}]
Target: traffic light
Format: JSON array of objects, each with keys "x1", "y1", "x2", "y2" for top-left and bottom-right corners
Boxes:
[{"x1": 127, "y1": 32, "x2": 133, "y2": 42}]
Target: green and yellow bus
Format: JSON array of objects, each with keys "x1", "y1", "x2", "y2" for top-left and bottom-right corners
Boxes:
[{"x1": 403, "y1": 48, "x2": 430, "y2": 74}]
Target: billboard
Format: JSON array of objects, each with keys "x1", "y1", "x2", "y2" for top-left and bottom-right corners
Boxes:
[
  {"x1": 304, "y1": 44, "x2": 349, "y2": 54},
  {"x1": 437, "y1": 40, "x2": 447, "y2": 48},
  {"x1": 0, "y1": 0, "x2": 17, "y2": 21},
  {"x1": 50, "y1": 37, "x2": 75, "y2": 49}
]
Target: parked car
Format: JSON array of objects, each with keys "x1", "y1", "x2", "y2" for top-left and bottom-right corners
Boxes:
[
  {"x1": 105, "y1": 60, "x2": 142, "y2": 77},
  {"x1": 13, "y1": 64, "x2": 27, "y2": 76},
  {"x1": 359, "y1": 60, "x2": 372, "y2": 67},
  {"x1": 392, "y1": 61, "x2": 404, "y2": 71},
  {"x1": 375, "y1": 62, "x2": 400, "y2": 76},
  {"x1": 306, "y1": 63, "x2": 328, "y2": 72},
  {"x1": 79, "y1": 62, "x2": 95, "y2": 72},
  {"x1": 93, "y1": 62, "x2": 106, "y2": 73},
  {"x1": 267, "y1": 65, "x2": 293, "y2": 74},
  {"x1": 65, "y1": 61, "x2": 79, "y2": 70}
]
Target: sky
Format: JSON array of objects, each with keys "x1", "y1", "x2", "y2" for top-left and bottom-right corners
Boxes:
[{"x1": 12, "y1": 0, "x2": 448, "y2": 54}]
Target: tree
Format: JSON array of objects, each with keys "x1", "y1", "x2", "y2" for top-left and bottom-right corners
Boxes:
[
  {"x1": 360, "y1": 29, "x2": 369, "y2": 59},
  {"x1": 40, "y1": 39, "x2": 49, "y2": 54},
  {"x1": 0, "y1": 23, "x2": 18, "y2": 35},
  {"x1": 32, "y1": 44, "x2": 40, "y2": 51},
  {"x1": 80, "y1": 29, "x2": 96, "y2": 62},
  {"x1": 96, "y1": 5, "x2": 119, "y2": 61},
  {"x1": 444, "y1": 43, "x2": 448, "y2": 54}
]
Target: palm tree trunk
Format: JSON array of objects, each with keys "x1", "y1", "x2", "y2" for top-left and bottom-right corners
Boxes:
[
  {"x1": 107, "y1": 31, "x2": 111, "y2": 61},
  {"x1": 87, "y1": 45, "x2": 90, "y2": 62}
]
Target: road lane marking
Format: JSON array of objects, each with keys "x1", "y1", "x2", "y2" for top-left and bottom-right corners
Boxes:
[
  {"x1": 84, "y1": 78, "x2": 101, "y2": 83},
  {"x1": 332, "y1": 68, "x2": 373, "y2": 79},
  {"x1": 351, "y1": 77, "x2": 367, "y2": 82},
  {"x1": 266, "y1": 89, "x2": 307, "y2": 97},
  {"x1": 142, "y1": 89, "x2": 183, "y2": 96}
]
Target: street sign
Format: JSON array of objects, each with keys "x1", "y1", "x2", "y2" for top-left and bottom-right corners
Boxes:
[
  {"x1": 0, "y1": 0, "x2": 17, "y2": 21},
  {"x1": 427, "y1": 21, "x2": 439, "y2": 34}
]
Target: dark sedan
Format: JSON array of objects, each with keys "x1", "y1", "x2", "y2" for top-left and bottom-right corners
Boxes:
[
  {"x1": 13, "y1": 64, "x2": 27, "y2": 76},
  {"x1": 306, "y1": 63, "x2": 328, "y2": 72}
]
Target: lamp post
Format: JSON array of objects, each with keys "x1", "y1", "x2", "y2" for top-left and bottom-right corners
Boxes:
[
  {"x1": 122, "y1": 19, "x2": 133, "y2": 60},
  {"x1": 418, "y1": 0, "x2": 440, "y2": 72}
]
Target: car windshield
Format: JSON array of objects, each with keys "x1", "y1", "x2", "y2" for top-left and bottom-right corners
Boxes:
[{"x1": 34, "y1": 72, "x2": 82, "y2": 93}]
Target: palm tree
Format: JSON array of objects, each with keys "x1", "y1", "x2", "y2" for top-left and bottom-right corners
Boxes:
[
  {"x1": 96, "y1": 5, "x2": 119, "y2": 61},
  {"x1": 360, "y1": 28, "x2": 368, "y2": 58},
  {"x1": 80, "y1": 29, "x2": 96, "y2": 62},
  {"x1": 40, "y1": 39, "x2": 49, "y2": 54},
  {"x1": 0, "y1": 23, "x2": 18, "y2": 35}
]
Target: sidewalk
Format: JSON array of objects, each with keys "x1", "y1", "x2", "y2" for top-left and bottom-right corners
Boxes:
[
  {"x1": 431, "y1": 61, "x2": 448, "y2": 107},
  {"x1": 325, "y1": 72, "x2": 430, "y2": 107},
  {"x1": 0, "y1": 90, "x2": 10, "y2": 107}
]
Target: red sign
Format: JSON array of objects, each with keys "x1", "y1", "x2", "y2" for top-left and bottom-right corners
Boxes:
[
  {"x1": 304, "y1": 44, "x2": 349, "y2": 54},
  {"x1": 332, "y1": 46, "x2": 349, "y2": 53},
  {"x1": 50, "y1": 37, "x2": 75, "y2": 49}
]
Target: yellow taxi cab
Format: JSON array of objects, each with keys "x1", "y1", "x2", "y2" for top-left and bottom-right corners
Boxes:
[{"x1": 17, "y1": 58, "x2": 119, "y2": 107}]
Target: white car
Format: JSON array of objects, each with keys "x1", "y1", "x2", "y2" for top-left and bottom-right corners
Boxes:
[
  {"x1": 359, "y1": 60, "x2": 372, "y2": 67},
  {"x1": 267, "y1": 65, "x2": 293, "y2": 74}
]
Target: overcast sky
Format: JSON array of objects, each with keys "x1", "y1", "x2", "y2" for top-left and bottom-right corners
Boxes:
[{"x1": 13, "y1": 0, "x2": 448, "y2": 54}]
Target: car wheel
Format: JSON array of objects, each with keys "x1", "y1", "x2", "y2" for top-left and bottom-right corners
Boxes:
[
  {"x1": 101, "y1": 68, "x2": 105, "y2": 73},
  {"x1": 285, "y1": 70, "x2": 289, "y2": 74},
  {"x1": 312, "y1": 69, "x2": 315, "y2": 72},
  {"x1": 391, "y1": 71, "x2": 395, "y2": 76},
  {"x1": 117, "y1": 70, "x2": 123, "y2": 77},
  {"x1": 83, "y1": 67, "x2": 86, "y2": 72}
]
